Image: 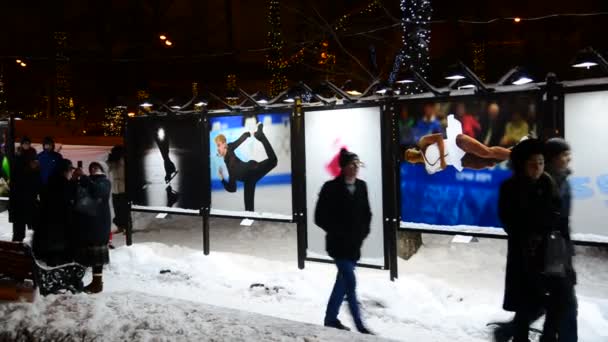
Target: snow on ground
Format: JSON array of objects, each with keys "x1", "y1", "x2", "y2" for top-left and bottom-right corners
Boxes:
[
  {"x1": 1, "y1": 210, "x2": 608, "y2": 341},
  {"x1": 0, "y1": 292, "x2": 388, "y2": 342}
]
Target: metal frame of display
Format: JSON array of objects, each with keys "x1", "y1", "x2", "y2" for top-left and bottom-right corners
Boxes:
[
  {"x1": 395, "y1": 79, "x2": 608, "y2": 247},
  {"x1": 298, "y1": 101, "x2": 399, "y2": 278},
  {"x1": 121, "y1": 76, "x2": 608, "y2": 280},
  {"x1": 124, "y1": 111, "x2": 209, "y2": 253}
]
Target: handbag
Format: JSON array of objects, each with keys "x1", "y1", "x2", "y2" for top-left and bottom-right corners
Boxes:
[
  {"x1": 74, "y1": 185, "x2": 98, "y2": 216},
  {"x1": 543, "y1": 230, "x2": 569, "y2": 278}
]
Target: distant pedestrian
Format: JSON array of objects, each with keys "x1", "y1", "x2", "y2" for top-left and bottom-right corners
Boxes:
[
  {"x1": 10, "y1": 137, "x2": 40, "y2": 242},
  {"x1": 107, "y1": 145, "x2": 129, "y2": 235},
  {"x1": 37, "y1": 136, "x2": 63, "y2": 186}
]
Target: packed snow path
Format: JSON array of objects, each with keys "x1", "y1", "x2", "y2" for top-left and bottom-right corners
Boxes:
[{"x1": 0, "y1": 292, "x2": 390, "y2": 341}]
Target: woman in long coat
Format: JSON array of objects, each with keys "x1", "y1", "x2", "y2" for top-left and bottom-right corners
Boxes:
[
  {"x1": 72, "y1": 162, "x2": 112, "y2": 294},
  {"x1": 498, "y1": 139, "x2": 563, "y2": 341}
]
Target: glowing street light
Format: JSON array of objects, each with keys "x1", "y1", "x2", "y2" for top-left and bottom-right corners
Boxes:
[
  {"x1": 159, "y1": 35, "x2": 167, "y2": 40},
  {"x1": 16, "y1": 59, "x2": 22, "y2": 64},
  {"x1": 128, "y1": 112, "x2": 136, "y2": 117},
  {"x1": 165, "y1": 40, "x2": 173, "y2": 46},
  {"x1": 513, "y1": 17, "x2": 521, "y2": 23},
  {"x1": 20, "y1": 62, "x2": 27, "y2": 67}
]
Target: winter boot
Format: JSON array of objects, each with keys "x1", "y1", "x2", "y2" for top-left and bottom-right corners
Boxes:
[
  {"x1": 324, "y1": 319, "x2": 350, "y2": 331},
  {"x1": 84, "y1": 274, "x2": 103, "y2": 294},
  {"x1": 357, "y1": 326, "x2": 375, "y2": 335}
]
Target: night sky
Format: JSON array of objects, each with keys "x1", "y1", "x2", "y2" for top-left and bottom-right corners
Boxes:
[{"x1": 0, "y1": 0, "x2": 607, "y2": 123}]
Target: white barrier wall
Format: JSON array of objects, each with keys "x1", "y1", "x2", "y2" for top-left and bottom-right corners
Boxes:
[{"x1": 565, "y1": 90, "x2": 608, "y2": 242}]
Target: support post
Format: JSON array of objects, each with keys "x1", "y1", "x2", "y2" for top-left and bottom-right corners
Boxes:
[
  {"x1": 123, "y1": 110, "x2": 133, "y2": 246},
  {"x1": 292, "y1": 97, "x2": 306, "y2": 269},
  {"x1": 201, "y1": 109, "x2": 211, "y2": 255},
  {"x1": 380, "y1": 98, "x2": 400, "y2": 281}
]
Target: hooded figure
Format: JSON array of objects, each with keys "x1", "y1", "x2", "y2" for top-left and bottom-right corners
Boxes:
[
  {"x1": 314, "y1": 148, "x2": 373, "y2": 335},
  {"x1": 543, "y1": 137, "x2": 578, "y2": 342},
  {"x1": 38, "y1": 136, "x2": 63, "y2": 186}
]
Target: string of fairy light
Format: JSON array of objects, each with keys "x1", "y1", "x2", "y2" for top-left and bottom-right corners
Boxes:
[
  {"x1": 334, "y1": 0, "x2": 383, "y2": 32},
  {"x1": 0, "y1": 69, "x2": 7, "y2": 116},
  {"x1": 389, "y1": 0, "x2": 432, "y2": 94},
  {"x1": 266, "y1": 0, "x2": 288, "y2": 97},
  {"x1": 102, "y1": 106, "x2": 126, "y2": 136},
  {"x1": 54, "y1": 32, "x2": 76, "y2": 120}
]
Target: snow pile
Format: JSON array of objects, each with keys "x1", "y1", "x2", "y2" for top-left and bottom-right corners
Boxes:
[{"x1": 0, "y1": 292, "x2": 388, "y2": 342}]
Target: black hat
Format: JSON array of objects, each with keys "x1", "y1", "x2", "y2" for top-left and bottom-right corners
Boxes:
[
  {"x1": 56, "y1": 158, "x2": 75, "y2": 175},
  {"x1": 544, "y1": 138, "x2": 570, "y2": 164},
  {"x1": 20, "y1": 136, "x2": 31, "y2": 144},
  {"x1": 509, "y1": 139, "x2": 544, "y2": 175},
  {"x1": 42, "y1": 136, "x2": 54, "y2": 146},
  {"x1": 338, "y1": 148, "x2": 360, "y2": 168}
]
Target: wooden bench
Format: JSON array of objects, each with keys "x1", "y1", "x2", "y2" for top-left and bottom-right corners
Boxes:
[{"x1": 0, "y1": 241, "x2": 86, "y2": 300}]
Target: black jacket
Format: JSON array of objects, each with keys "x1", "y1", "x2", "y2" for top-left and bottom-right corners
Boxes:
[
  {"x1": 10, "y1": 148, "x2": 40, "y2": 223},
  {"x1": 314, "y1": 175, "x2": 372, "y2": 261},
  {"x1": 498, "y1": 173, "x2": 565, "y2": 311},
  {"x1": 33, "y1": 172, "x2": 76, "y2": 259},
  {"x1": 73, "y1": 174, "x2": 112, "y2": 246}
]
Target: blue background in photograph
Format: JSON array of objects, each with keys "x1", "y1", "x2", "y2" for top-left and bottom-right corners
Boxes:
[{"x1": 400, "y1": 162, "x2": 512, "y2": 228}]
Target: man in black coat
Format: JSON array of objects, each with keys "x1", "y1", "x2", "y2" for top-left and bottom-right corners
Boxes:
[
  {"x1": 314, "y1": 148, "x2": 373, "y2": 335},
  {"x1": 497, "y1": 139, "x2": 566, "y2": 342},
  {"x1": 10, "y1": 137, "x2": 40, "y2": 242}
]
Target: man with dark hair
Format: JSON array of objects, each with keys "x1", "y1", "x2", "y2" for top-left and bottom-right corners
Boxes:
[
  {"x1": 314, "y1": 148, "x2": 373, "y2": 335},
  {"x1": 544, "y1": 138, "x2": 578, "y2": 342},
  {"x1": 11, "y1": 136, "x2": 40, "y2": 241},
  {"x1": 38, "y1": 136, "x2": 63, "y2": 186}
]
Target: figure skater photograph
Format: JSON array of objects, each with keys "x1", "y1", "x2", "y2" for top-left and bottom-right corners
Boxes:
[
  {"x1": 209, "y1": 113, "x2": 292, "y2": 215},
  {"x1": 404, "y1": 114, "x2": 514, "y2": 174},
  {"x1": 126, "y1": 115, "x2": 204, "y2": 210},
  {"x1": 215, "y1": 122, "x2": 277, "y2": 212}
]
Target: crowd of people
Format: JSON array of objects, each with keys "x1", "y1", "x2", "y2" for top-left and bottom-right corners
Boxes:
[
  {"x1": 316, "y1": 139, "x2": 577, "y2": 341},
  {"x1": 10, "y1": 136, "x2": 127, "y2": 294},
  {"x1": 400, "y1": 100, "x2": 537, "y2": 148}
]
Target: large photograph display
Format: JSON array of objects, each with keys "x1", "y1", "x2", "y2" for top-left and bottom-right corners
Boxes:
[
  {"x1": 127, "y1": 115, "x2": 204, "y2": 210},
  {"x1": 305, "y1": 106, "x2": 385, "y2": 266},
  {"x1": 400, "y1": 93, "x2": 539, "y2": 229},
  {"x1": 209, "y1": 112, "x2": 292, "y2": 217},
  {"x1": 565, "y1": 90, "x2": 608, "y2": 240}
]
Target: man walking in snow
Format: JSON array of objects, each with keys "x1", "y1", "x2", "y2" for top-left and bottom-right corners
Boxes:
[{"x1": 314, "y1": 148, "x2": 373, "y2": 335}]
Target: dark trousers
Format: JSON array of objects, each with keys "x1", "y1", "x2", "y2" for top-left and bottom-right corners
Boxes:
[
  {"x1": 12, "y1": 222, "x2": 31, "y2": 242},
  {"x1": 111, "y1": 193, "x2": 130, "y2": 229},
  {"x1": 324, "y1": 259, "x2": 364, "y2": 330},
  {"x1": 242, "y1": 134, "x2": 277, "y2": 211},
  {"x1": 511, "y1": 283, "x2": 577, "y2": 342}
]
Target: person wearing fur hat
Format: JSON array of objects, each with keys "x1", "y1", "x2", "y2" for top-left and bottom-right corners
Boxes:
[
  {"x1": 544, "y1": 138, "x2": 578, "y2": 342},
  {"x1": 496, "y1": 139, "x2": 567, "y2": 342},
  {"x1": 314, "y1": 148, "x2": 373, "y2": 335}
]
